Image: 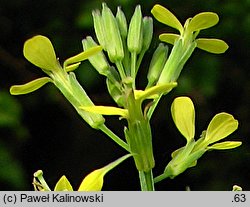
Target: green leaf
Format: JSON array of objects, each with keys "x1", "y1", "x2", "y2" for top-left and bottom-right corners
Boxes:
[
  {"x1": 23, "y1": 35, "x2": 60, "y2": 71},
  {"x1": 151, "y1": 4, "x2": 183, "y2": 33},
  {"x1": 205, "y1": 112, "x2": 238, "y2": 144},
  {"x1": 208, "y1": 141, "x2": 242, "y2": 150},
  {"x1": 196, "y1": 38, "x2": 229, "y2": 54},
  {"x1": 171, "y1": 97, "x2": 195, "y2": 142},
  {"x1": 80, "y1": 106, "x2": 129, "y2": 118},
  {"x1": 63, "y1": 46, "x2": 102, "y2": 69},
  {"x1": 10, "y1": 77, "x2": 52, "y2": 95},
  {"x1": 188, "y1": 12, "x2": 219, "y2": 32},
  {"x1": 159, "y1": 33, "x2": 180, "y2": 45},
  {"x1": 78, "y1": 154, "x2": 131, "y2": 191},
  {"x1": 54, "y1": 175, "x2": 73, "y2": 191}
]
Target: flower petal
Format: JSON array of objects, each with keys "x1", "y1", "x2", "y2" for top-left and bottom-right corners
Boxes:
[
  {"x1": 23, "y1": 35, "x2": 60, "y2": 71},
  {"x1": 205, "y1": 112, "x2": 238, "y2": 144},
  {"x1": 196, "y1": 38, "x2": 229, "y2": 54},
  {"x1": 188, "y1": 12, "x2": 219, "y2": 32},
  {"x1": 63, "y1": 46, "x2": 102, "y2": 70},
  {"x1": 80, "y1": 106, "x2": 128, "y2": 118},
  {"x1": 171, "y1": 97, "x2": 195, "y2": 142},
  {"x1": 135, "y1": 82, "x2": 177, "y2": 101},
  {"x1": 151, "y1": 4, "x2": 183, "y2": 33},
  {"x1": 10, "y1": 77, "x2": 52, "y2": 95},
  {"x1": 78, "y1": 154, "x2": 131, "y2": 191},
  {"x1": 54, "y1": 175, "x2": 73, "y2": 191},
  {"x1": 208, "y1": 141, "x2": 242, "y2": 150},
  {"x1": 159, "y1": 33, "x2": 180, "y2": 45}
]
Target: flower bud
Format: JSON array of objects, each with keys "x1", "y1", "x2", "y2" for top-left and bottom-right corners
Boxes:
[
  {"x1": 116, "y1": 6, "x2": 128, "y2": 38},
  {"x1": 127, "y1": 5, "x2": 143, "y2": 54},
  {"x1": 82, "y1": 36, "x2": 110, "y2": 76},
  {"x1": 142, "y1": 17, "x2": 153, "y2": 51},
  {"x1": 147, "y1": 43, "x2": 168, "y2": 87},
  {"x1": 92, "y1": 10, "x2": 106, "y2": 50},
  {"x1": 102, "y1": 3, "x2": 124, "y2": 62}
]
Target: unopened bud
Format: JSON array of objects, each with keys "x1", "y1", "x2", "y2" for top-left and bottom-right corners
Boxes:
[
  {"x1": 147, "y1": 43, "x2": 168, "y2": 87},
  {"x1": 102, "y1": 3, "x2": 124, "y2": 62},
  {"x1": 142, "y1": 17, "x2": 153, "y2": 51},
  {"x1": 82, "y1": 36, "x2": 109, "y2": 76},
  {"x1": 116, "y1": 6, "x2": 128, "y2": 38},
  {"x1": 127, "y1": 5, "x2": 143, "y2": 54}
]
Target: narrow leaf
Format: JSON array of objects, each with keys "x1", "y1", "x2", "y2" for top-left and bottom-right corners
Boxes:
[
  {"x1": 208, "y1": 141, "x2": 242, "y2": 150},
  {"x1": 80, "y1": 106, "x2": 128, "y2": 118},
  {"x1": 64, "y1": 46, "x2": 102, "y2": 69},
  {"x1": 23, "y1": 35, "x2": 60, "y2": 71},
  {"x1": 196, "y1": 38, "x2": 229, "y2": 54},
  {"x1": 10, "y1": 77, "x2": 52, "y2": 95},
  {"x1": 205, "y1": 112, "x2": 238, "y2": 144},
  {"x1": 151, "y1": 4, "x2": 183, "y2": 33},
  {"x1": 78, "y1": 154, "x2": 131, "y2": 191},
  {"x1": 188, "y1": 12, "x2": 219, "y2": 32},
  {"x1": 171, "y1": 96, "x2": 195, "y2": 142},
  {"x1": 54, "y1": 175, "x2": 73, "y2": 191},
  {"x1": 159, "y1": 33, "x2": 180, "y2": 45}
]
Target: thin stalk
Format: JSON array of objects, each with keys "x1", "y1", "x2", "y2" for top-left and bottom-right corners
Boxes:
[
  {"x1": 99, "y1": 124, "x2": 129, "y2": 152},
  {"x1": 116, "y1": 61, "x2": 127, "y2": 80},
  {"x1": 139, "y1": 170, "x2": 155, "y2": 191},
  {"x1": 147, "y1": 95, "x2": 162, "y2": 120},
  {"x1": 130, "y1": 52, "x2": 137, "y2": 89}
]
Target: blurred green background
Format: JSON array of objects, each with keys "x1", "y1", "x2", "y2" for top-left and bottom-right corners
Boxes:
[{"x1": 0, "y1": 0, "x2": 249, "y2": 190}]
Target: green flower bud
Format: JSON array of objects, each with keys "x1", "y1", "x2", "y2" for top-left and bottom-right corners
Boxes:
[
  {"x1": 127, "y1": 5, "x2": 143, "y2": 54},
  {"x1": 82, "y1": 36, "x2": 110, "y2": 76},
  {"x1": 147, "y1": 43, "x2": 168, "y2": 87},
  {"x1": 92, "y1": 10, "x2": 106, "y2": 50},
  {"x1": 142, "y1": 17, "x2": 153, "y2": 51},
  {"x1": 102, "y1": 3, "x2": 124, "y2": 62},
  {"x1": 157, "y1": 39, "x2": 196, "y2": 84},
  {"x1": 53, "y1": 72, "x2": 105, "y2": 129},
  {"x1": 116, "y1": 6, "x2": 128, "y2": 38}
]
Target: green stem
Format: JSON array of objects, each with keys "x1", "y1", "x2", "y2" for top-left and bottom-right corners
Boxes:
[
  {"x1": 99, "y1": 124, "x2": 130, "y2": 152},
  {"x1": 116, "y1": 61, "x2": 127, "y2": 80},
  {"x1": 139, "y1": 170, "x2": 155, "y2": 191},
  {"x1": 130, "y1": 52, "x2": 137, "y2": 89},
  {"x1": 147, "y1": 95, "x2": 162, "y2": 120}
]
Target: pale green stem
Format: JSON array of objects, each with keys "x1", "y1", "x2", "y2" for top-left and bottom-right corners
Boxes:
[
  {"x1": 147, "y1": 95, "x2": 162, "y2": 120},
  {"x1": 116, "y1": 61, "x2": 127, "y2": 80},
  {"x1": 99, "y1": 124, "x2": 130, "y2": 152},
  {"x1": 130, "y1": 52, "x2": 137, "y2": 89},
  {"x1": 139, "y1": 170, "x2": 155, "y2": 191}
]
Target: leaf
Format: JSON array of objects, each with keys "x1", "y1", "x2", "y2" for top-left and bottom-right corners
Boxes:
[
  {"x1": 63, "y1": 46, "x2": 102, "y2": 69},
  {"x1": 171, "y1": 97, "x2": 195, "y2": 142},
  {"x1": 151, "y1": 4, "x2": 183, "y2": 33},
  {"x1": 196, "y1": 38, "x2": 229, "y2": 54},
  {"x1": 23, "y1": 35, "x2": 60, "y2": 71},
  {"x1": 10, "y1": 77, "x2": 52, "y2": 95},
  {"x1": 54, "y1": 175, "x2": 73, "y2": 191},
  {"x1": 188, "y1": 12, "x2": 219, "y2": 32},
  {"x1": 135, "y1": 82, "x2": 177, "y2": 101},
  {"x1": 78, "y1": 154, "x2": 131, "y2": 191},
  {"x1": 80, "y1": 106, "x2": 129, "y2": 118},
  {"x1": 205, "y1": 112, "x2": 238, "y2": 144},
  {"x1": 208, "y1": 141, "x2": 242, "y2": 150},
  {"x1": 159, "y1": 33, "x2": 180, "y2": 45}
]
